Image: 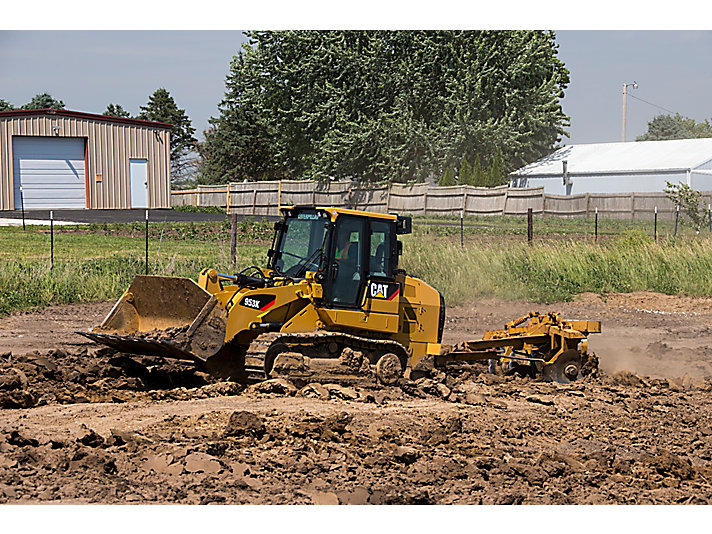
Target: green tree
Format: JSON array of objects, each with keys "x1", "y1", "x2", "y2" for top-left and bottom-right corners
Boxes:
[
  {"x1": 637, "y1": 113, "x2": 712, "y2": 141},
  {"x1": 458, "y1": 157, "x2": 473, "y2": 185},
  {"x1": 103, "y1": 103, "x2": 132, "y2": 118},
  {"x1": 0, "y1": 99, "x2": 14, "y2": 111},
  {"x1": 201, "y1": 31, "x2": 570, "y2": 184},
  {"x1": 138, "y1": 88, "x2": 198, "y2": 182},
  {"x1": 471, "y1": 154, "x2": 485, "y2": 186},
  {"x1": 439, "y1": 166, "x2": 456, "y2": 186},
  {"x1": 485, "y1": 147, "x2": 507, "y2": 187},
  {"x1": 198, "y1": 52, "x2": 280, "y2": 184},
  {"x1": 664, "y1": 181, "x2": 705, "y2": 230},
  {"x1": 21, "y1": 92, "x2": 65, "y2": 110}
]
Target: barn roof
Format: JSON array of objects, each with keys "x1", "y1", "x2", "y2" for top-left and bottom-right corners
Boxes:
[{"x1": 512, "y1": 138, "x2": 712, "y2": 177}]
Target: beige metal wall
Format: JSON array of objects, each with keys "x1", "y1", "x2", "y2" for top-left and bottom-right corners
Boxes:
[{"x1": 0, "y1": 114, "x2": 170, "y2": 210}]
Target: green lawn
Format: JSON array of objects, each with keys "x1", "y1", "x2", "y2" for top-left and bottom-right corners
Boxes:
[
  {"x1": 413, "y1": 213, "x2": 689, "y2": 242},
  {"x1": 1, "y1": 216, "x2": 711, "y2": 316}
]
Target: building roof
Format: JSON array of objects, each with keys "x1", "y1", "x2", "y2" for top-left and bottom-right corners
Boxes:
[
  {"x1": 0, "y1": 108, "x2": 174, "y2": 130},
  {"x1": 512, "y1": 138, "x2": 712, "y2": 177}
]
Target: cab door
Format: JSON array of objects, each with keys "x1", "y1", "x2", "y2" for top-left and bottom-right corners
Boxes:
[
  {"x1": 321, "y1": 216, "x2": 400, "y2": 334},
  {"x1": 325, "y1": 216, "x2": 366, "y2": 307},
  {"x1": 363, "y1": 219, "x2": 400, "y2": 314}
]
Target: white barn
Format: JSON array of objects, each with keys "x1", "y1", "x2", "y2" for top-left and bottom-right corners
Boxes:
[{"x1": 510, "y1": 138, "x2": 712, "y2": 195}]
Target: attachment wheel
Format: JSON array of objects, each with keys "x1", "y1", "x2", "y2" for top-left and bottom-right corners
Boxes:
[{"x1": 542, "y1": 349, "x2": 581, "y2": 384}]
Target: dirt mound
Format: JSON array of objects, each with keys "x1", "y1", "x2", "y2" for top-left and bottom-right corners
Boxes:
[{"x1": 0, "y1": 348, "x2": 233, "y2": 408}]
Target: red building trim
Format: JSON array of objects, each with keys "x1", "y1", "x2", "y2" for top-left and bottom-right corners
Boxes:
[
  {"x1": 0, "y1": 108, "x2": 174, "y2": 130},
  {"x1": 84, "y1": 137, "x2": 90, "y2": 208}
]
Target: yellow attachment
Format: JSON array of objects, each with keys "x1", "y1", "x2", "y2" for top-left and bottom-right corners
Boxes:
[
  {"x1": 95, "y1": 275, "x2": 216, "y2": 334},
  {"x1": 84, "y1": 275, "x2": 229, "y2": 363},
  {"x1": 442, "y1": 312, "x2": 601, "y2": 368}
]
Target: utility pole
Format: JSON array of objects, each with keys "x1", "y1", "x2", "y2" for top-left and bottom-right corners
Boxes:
[{"x1": 621, "y1": 81, "x2": 638, "y2": 142}]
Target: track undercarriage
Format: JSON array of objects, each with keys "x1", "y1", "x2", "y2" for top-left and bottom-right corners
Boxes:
[{"x1": 244, "y1": 331, "x2": 409, "y2": 388}]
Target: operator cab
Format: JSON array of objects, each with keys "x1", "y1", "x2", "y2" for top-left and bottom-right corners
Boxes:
[
  {"x1": 268, "y1": 209, "x2": 330, "y2": 278},
  {"x1": 267, "y1": 206, "x2": 411, "y2": 308}
]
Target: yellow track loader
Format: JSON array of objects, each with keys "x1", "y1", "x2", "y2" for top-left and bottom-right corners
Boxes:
[
  {"x1": 79, "y1": 207, "x2": 445, "y2": 385},
  {"x1": 80, "y1": 206, "x2": 599, "y2": 385}
]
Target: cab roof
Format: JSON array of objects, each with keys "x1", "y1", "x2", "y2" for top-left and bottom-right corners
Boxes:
[{"x1": 279, "y1": 206, "x2": 398, "y2": 222}]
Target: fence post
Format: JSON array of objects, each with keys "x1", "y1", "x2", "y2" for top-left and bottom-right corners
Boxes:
[
  {"x1": 50, "y1": 210, "x2": 54, "y2": 271},
  {"x1": 226, "y1": 186, "x2": 231, "y2": 215},
  {"x1": 595, "y1": 207, "x2": 598, "y2": 242},
  {"x1": 278, "y1": 180, "x2": 282, "y2": 211},
  {"x1": 708, "y1": 204, "x2": 711, "y2": 234},
  {"x1": 423, "y1": 188, "x2": 428, "y2": 216},
  {"x1": 631, "y1": 192, "x2": 636, "y2": 220},
  {"x1": 502, "y1": 188, "x2": 509, "y2": 216},
  {"x1": 527, "y1": 208, "x2": 533, "y2": 243},
  {"x1": 386, "y1": 185, "x2": 392, "y2": 213},
  {"x1": 673, "y1": 205, "x2": 679, "y2": 240},
  {"x1": 252, "y1": 189, "x2": 258, "y2": 216},
  {"x1": 462, "y1": 188, "x2": 468, "y2": 219},
  {"x1": 20, "y1": 186, "x2": 26, "y2": 231},
  {"x1": 145, "y1": 209, "x2": 149, "y2": 275},
  {"x1": 654, "y1": 206, "x2": 658, "y2": 242},
  {"x1": 230, "y1": 213, "x2": 237, "y2": 266},
  {"x1": 460, "y1": 210, "x2": 464, "y2": 248}
]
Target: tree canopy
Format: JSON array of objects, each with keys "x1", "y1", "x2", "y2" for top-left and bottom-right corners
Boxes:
[
  {"x1": 199, "y1": 30, "x2": 570, "y2": 184},
  {"x1": 637, "y1": 113, "x2": 712, "y2": 141},
  {"x1": 138, "y1": 88, "x2": 197, "y2": 182},
  {"x1": 103, "y1": 103, "x2": 132, "y2": 118},
  {"x1": 1, "y1": 93, "x2": 65, "y2": 111},
  {"x1": 20, "y1": 92, "x2": 65, "y2": 110}
]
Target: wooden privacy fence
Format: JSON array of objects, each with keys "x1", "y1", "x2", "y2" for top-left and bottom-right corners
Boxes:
[{"x1": 171, "y1": 181, "x2": 712, "y2": 220}]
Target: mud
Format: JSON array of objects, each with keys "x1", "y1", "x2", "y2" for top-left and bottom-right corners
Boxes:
[{"x1": 1, "y1": 293, "x2": 712, "y2": 504}]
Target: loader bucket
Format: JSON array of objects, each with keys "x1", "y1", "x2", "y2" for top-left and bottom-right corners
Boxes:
[{"x1": 77, "y1": 275, "x2": 228, "y2": 364}]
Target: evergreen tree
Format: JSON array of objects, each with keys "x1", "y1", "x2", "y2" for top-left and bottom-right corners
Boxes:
[
  {"x1": 637, "y1": 113, "x2": 712, "y2": 141},
  {"x1": 139, "y1": 88, "x2": 198, "y2": 182},
  {"x1": 198, "y1": 52, "x2": 280, "y2": 183},
  {"x1": 201, "y1": 31, "x2": 570, "y2": 184},
  {"x1": 471, "y1": 154, "x2": 485, "y2": 186},
  {"x1": 439, "y1": 166, "x2": 456, "y2": 186},
  {"x1": 103, "y1": 103, "x2": 132, "y2": 118},
  {"x1": 21, "y1": 92, "x2": 65, "y2": 110},
  {"x1": 458, "y1": 157, "x2": 473, "y2": 185},
  {"x1": 0, "y1": 99, "x2": 14, "y2": 111},
  {"x1": 486, "y1": 148, "x2": 507, "y2": 187}
]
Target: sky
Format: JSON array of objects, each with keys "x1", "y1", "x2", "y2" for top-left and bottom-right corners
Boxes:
[
  {"x1": 0, "y1": 31, "x2": 249, "y2": 138},
  {"x1": 556, "y1": 30, "x2": 712, "y2": 145},
  {"x1": 1, "y1": 29, "x2": 711, "y2": 148}
]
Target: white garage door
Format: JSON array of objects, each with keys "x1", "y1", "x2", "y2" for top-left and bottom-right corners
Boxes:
[{"x1": 13, "y1": 137, "x2": 86, "y2": 209}]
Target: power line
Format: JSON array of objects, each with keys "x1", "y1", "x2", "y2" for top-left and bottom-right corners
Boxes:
[{"x1": 627, "y1": 93, "x2": 678, "y2": 115}]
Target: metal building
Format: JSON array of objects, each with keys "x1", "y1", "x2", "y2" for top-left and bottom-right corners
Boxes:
[
  {"x1": 510, "y1": 138, "x2": 712, "y2": 195},
  {"x1": 0, "y1": 108, "x2": 172, "y2": 210}
]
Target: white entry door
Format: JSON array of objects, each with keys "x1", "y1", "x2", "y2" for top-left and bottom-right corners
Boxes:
[
  {"x1": 13, "y1": 137, "x2": 86, "y2": 209},
  {"x1": 130, "y1": 159, "x2": 148, "y2": 208}
]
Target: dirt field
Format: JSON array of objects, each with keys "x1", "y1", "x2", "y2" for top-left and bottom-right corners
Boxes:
[{"x1": 1, "y1": 293, "x2": 712, "y2": 505}]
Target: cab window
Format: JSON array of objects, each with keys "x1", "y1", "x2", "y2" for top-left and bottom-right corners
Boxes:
[{"x1": 369, "y1": 220, "x2": 393, "y2": 278}]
